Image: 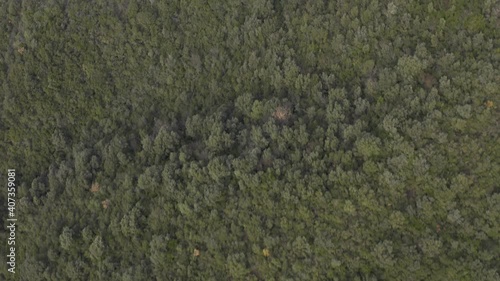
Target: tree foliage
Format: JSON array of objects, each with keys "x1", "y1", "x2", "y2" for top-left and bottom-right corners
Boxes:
[{"x1": 1, "y1": 0, "x2": 499, "y2": 280}]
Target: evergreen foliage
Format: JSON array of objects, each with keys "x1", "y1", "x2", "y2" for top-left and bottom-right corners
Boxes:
[{"x1": 1, "y1": 0, "x2": 499, "y2": 280}]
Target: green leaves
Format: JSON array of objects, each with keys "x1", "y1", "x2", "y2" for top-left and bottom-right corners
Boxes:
[
  {"x1": 397, "y1": 55, "x2": 427, "y2": 82},
  {"x1": 354, "y1": 135, "x2": 382, "y2": 160},
  {"x1": 2, "y1": 0, "x2": 498, "y2": 280},
  {"x1": 89, "y1": 235, "x2": 104, "y2": 262},
  {"x1": 59, "y1": 227, "x2": 74, "y2": 252}
]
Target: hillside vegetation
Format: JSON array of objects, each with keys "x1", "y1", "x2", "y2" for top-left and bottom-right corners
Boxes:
[{"x1": 1, "y1": 0, "x2": 499, "y2": 280}]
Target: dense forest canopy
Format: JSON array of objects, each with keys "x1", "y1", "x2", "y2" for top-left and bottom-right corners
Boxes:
[{"x1": 0, "y1": 0, "x2": 499, "y2": 280}]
